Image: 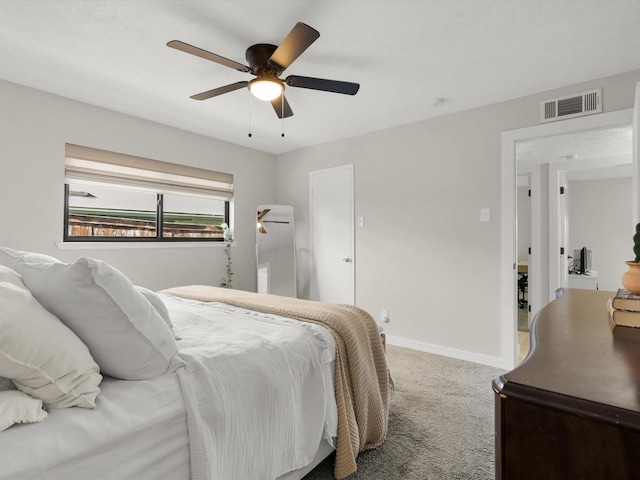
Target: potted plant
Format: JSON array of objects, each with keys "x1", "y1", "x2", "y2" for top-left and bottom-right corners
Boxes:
[
  {"x1": 622, "y1": 223, "x2": 640, "y2": 294},
  {"x1": 219, "y1": 223, "x2": 233, "y2": 288}
]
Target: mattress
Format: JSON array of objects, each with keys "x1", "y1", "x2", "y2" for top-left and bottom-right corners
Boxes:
[
  {"x1": 0, "y1": 295, "x2": 337, "y2": 480},
  {"x1": 0, "y1": 372, "x2": 190, "y2": 480}
]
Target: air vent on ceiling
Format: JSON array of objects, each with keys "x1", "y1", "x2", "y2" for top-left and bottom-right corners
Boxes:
[{"x1": 540, "y1": 88, "x2": 602, "y2": 123}]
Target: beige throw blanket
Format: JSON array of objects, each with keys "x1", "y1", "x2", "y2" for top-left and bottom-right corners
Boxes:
[{"x1": 161, "y1": 285, "x2": 390, "y2": 479}]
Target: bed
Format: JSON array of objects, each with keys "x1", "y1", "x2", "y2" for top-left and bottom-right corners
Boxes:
[{"x1": 0, "y1": 248, "x2": 390, "y2": 480}]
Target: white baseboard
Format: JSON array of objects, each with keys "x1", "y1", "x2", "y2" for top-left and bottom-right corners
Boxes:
[{"x1": 386, "y1": 335, "x2": 505, "y2": 369}]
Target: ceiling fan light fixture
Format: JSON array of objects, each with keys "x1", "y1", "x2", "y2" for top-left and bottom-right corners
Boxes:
[
  {"x1": 169, "y1": 23, "x2": 358, "y2": 118},
  {"x1": 248, "y1": 76, "x2": 284, "y2": 101}
]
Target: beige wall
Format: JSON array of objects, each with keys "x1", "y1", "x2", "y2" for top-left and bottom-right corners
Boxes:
[
  {"x1": 569, "y1": 177, "x2": 633, "y2": 291},
  {"x1": 0, "y1": 79, "x2": 276, "y2": 292},
  {"x1": 2, "y1": 68, "x2": 640, "y2": 367},
  {"x1": 276, "y1": 70, "x2": 640, "y2": 365}
]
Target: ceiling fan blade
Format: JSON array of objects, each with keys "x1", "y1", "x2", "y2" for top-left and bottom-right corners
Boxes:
[
  {"x1": 167, "y1": 40, "x2": 250, "y2": 73},
  {"x1": 257, "y1": 209, "x2": 271, "y2": 221},
  {"x1": 270, "y1": 95, "x2": 293, "y2": 118},
  {"x1": 262, "y1": 221, "x2": 290, "y2": 224},
  {"x1": 268, "y1": 22, "x2": 320, "y2": 71},
  {"x1": 190, "y1": 81, "x2": 248, "y2": 101},
  {"x1": 285, "y1": 75, "x2": 360, "y2": 95}
]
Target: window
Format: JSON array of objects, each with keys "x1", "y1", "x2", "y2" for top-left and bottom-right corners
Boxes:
[
  {"x1": 66, "y1": 183, "x2": 158, "y2": 238},
  {"x1": 161, "y1": 194, "x2": 227, "y2": 239},
  {"x1": 64, "y1": 144, "x2": 232, "y2": 242}
]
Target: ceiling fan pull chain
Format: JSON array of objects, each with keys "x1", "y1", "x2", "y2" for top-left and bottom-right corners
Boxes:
[
  {"x1": 281, "y1": 96, "x2": 285, "y2": 138},
  {"x1": 248, "y1": 92, "x2": 253, "y2": 138}
]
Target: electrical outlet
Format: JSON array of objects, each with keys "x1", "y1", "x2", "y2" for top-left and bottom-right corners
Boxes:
[{"x1": 381, "y1": 309, "x2": 390, "y2": 323}]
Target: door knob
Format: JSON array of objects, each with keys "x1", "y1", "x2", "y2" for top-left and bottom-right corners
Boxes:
[{"x1": 342, "y1": 257, "x2": 352, "y2": 263}]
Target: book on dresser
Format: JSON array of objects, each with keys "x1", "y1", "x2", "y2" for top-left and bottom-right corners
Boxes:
[
  {"x1": 608, "y1": 297, "x2": 640, "y2": 328},
  {"x1": 612, "y1": 288, "x2": 640, "y2": 311}
]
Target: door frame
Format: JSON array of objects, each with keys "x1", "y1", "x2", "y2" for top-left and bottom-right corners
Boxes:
[
  {"x1": 549, "y1": 169, "x2": 569, "y2": 298},
  {"x1": 501, "y1": 108, "x2": 633, "y2": 370}
]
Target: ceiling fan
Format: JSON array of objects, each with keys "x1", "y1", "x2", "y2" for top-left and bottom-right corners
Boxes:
[
  {"x1": 167, "y1": 22, "x2": 360, "y2": 118},
  {"x1": 257, "y1": 208, "x2": 290, "y2": 234}
]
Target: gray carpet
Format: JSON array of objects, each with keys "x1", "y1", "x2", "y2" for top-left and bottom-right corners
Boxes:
[{"x1": 303, "y1": 345, "x2": 505, "y2": 480}]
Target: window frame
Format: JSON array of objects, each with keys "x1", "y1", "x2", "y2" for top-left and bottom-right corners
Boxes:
[
  {"x1": 63, "y1": 184, "x2": 230, "y2": 243},
  {"x1": 63, "y1": 144, "x2": 233, "y2": 244}
]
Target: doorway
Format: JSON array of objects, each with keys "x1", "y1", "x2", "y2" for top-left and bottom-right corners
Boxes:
[
  {"x1": 516, "y1": 176, "x2": 531, "y2": 332},
  {"x1": 519, "y1": 126, "x2": 633, "y2": 302},
  {"x1": 501, "y1": 108, "x2": 634, "y2": 369},
  {"x1": 309, "y1": 164, "x2": 355, "y2": 304}
]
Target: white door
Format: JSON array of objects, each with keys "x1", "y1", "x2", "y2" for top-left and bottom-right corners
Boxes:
[
  {"x1": 309, "y1": 165, "x2": 354, "y2": 304},
  {"x1": 558, "y1": 172, "x2": 569, "y2": 289}
]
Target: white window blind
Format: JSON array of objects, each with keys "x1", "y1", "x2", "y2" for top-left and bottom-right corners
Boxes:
[{"x1": 65, "y1": 144, "x2": 234, "y2": 200}]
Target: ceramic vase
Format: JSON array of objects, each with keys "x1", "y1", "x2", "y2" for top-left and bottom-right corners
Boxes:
[{"x1": 621, "y1": 261, "x2": 640, "y2": 294}]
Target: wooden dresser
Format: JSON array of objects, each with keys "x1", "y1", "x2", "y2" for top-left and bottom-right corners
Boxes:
[{"x1": 492, "y1": 289, "x2": 640, "y2": 479}]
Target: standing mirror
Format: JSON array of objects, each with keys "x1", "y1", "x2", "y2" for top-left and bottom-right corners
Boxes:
[{"x1": 256, "y1": 205, "x2": 296, "y2": 297}]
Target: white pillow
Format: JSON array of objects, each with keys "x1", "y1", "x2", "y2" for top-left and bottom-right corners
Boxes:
[
  {"x1": 0, "y1": 390, "x2": 48, "y2": 432},
  {"x1": 136, "y1": 286, "x2": 173, "y2": 329},
  {"x1": 0, "y1": 269, "x2": 101, "y2": 408},
  {"x1": 0, "y1": 247, "x2": 60, "y2": 271},
  {"x1": 0, "y1": 263, "x2": 24, "y2": 285},
  {"x1": 19, "y1": 258, "x2": 181, "y2": 380},
  {"x1": 0, "y1": 267, "x2": 21, "y2": 393}
]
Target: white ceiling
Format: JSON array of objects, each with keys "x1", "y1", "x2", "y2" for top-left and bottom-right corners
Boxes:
[
  {"x1": 1, "y1": 0, "x2": 640, "y2": 155},
  {"x1": 517, "y1": 126, "x2": 633, "y2": 164},
  {"x1": 517, "y1": 125, "x2": 633, "y2": 182}
]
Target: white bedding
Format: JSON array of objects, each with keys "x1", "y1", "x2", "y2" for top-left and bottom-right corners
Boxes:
[
  {"x1": 164, "y1": 294, "x2": 338, "y2": 480},
  {"x1": 0, "y1": 293, "x2": 337, "y2": 480},
  {"x1": 0, "y1": 373, "x2": 190, "y2": 480}
]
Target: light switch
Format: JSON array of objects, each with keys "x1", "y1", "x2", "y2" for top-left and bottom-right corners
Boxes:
[
  {"x1": 357, "y1": 216, "x2": 365, "y2": 227},
  {"x1": 480, "y1": 208, "x2": 491, "y2": 223}
]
